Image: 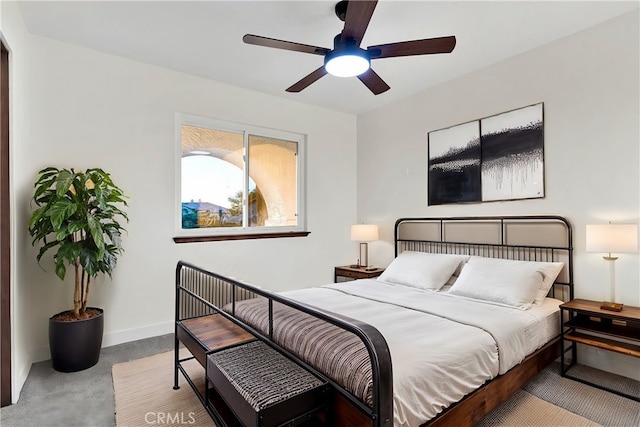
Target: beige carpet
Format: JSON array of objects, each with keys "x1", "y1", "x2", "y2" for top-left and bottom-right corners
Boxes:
[
  {"x1": 112, "y1": 350, "x2": 214, "y2": 427},
  {"x1": 476, "y1": 389, "x2": 601, "y2": 426},
  {"x1": 113, "y1": 351, "x2": 602, "y2": 427}
]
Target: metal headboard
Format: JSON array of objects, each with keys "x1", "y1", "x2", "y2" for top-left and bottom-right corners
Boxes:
[{"x1": 394, "y1": 215, "x2": 574, "y2": 301}]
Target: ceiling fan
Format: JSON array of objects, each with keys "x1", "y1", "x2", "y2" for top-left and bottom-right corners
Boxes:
[{"x1": 243, "y1": 0, "x2": 456, "y2": 95}]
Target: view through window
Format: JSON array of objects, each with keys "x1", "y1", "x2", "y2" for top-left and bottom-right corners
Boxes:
[{"x1": 178, "y1": 116, "x2": 304, "y2": 236}]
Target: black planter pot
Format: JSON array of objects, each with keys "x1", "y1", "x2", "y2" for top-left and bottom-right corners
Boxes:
[{"x1": 49, "y1": 308, "x2": 104, "y2": 372}]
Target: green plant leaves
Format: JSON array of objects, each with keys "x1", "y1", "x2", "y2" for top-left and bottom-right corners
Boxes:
[
  {"x1": 55, "y1": 261, "x2": 67, "y2": 281},
  {"x1": 54, "y1": 169, "x2": 74, "y2": 197},
  {"x1": 48, "y1": 199, "x2": 78, "y2": 230},
  {"x1": 28, "y1": 167, "x2": 129, "y2": 284},
  {"x1": 86, "y1": 212, "x2": 104, "y2": 259},
  {"x1": 53, "y1": 242, "x2": 81, "y2": 280}
]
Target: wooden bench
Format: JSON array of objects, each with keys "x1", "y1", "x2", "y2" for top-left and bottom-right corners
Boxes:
[
  {"x1": 176, "y1": 313, "x2": 329, "y2": 426},
  {"x1": 176, "y1": 313, "x2": 255, "y2": 367}
]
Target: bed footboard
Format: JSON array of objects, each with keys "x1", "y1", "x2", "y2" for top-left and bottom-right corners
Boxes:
[{"x1": 174, "y1": 261, "x2": 393, "y2": 427}]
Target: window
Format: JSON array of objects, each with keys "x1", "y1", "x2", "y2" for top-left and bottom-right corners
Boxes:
[{"x1": 175, "y1": 114, "x2": 307, "y2": 241}]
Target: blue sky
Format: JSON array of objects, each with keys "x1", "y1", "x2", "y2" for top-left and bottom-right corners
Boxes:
[{"x1": 181, "y1": 156, "x2": 256, "y2": 208}]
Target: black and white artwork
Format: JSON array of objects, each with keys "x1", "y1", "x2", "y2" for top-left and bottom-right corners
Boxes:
[
  {"x1": 480, "y1": 103, "x2": 544, "y2": 201},
  {"x1": 427, "y1": 103, "x2": 544, "y2": 205},
  {"x1": 428, "y1": 120, "x2": 481, "y2": 205}
]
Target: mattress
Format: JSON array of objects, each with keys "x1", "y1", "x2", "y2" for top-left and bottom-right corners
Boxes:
[{"x1": 228, "y1": 279, "x2": 561, "y2": 427}]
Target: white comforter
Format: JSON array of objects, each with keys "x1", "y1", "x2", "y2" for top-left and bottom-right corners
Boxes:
[{"x1": 282, "y1": 279, "x2": 560, "y2": 427}]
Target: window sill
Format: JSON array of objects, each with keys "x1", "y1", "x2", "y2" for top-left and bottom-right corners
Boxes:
[{"x1": 173, "y1": 231, "x2": 310, "y2": 243}]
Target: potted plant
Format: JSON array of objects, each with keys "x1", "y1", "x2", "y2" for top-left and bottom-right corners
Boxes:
[{"x1": 28, "y1": 167, "x2": 128, "y2": 372}]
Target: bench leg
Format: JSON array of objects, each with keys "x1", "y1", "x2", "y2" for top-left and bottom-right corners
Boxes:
[{"x1": 173, "y1": 335, "x2": 180, "y2": 390}]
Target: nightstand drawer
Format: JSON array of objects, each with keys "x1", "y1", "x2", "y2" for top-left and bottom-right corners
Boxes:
[
  {"x1": 340, "y1": 269, "x2": 365, "y2": 279},
  {"x1": 334, "y1": 266, "x2": 384, "y2": 282}
]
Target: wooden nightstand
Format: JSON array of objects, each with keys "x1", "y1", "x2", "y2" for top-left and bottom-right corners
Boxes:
[
  {"x1": 334, "y1": 265, "x2": 385, "y2": 283},
  {"x1": 560, "y1": 299, "x2": 640, "y2": 401}
]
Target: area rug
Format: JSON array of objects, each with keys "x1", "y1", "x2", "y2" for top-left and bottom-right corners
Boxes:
[
  {"x1": 475, "y1": 389, "x2": 600, "y2": 426},
  {"x1": 523, "y1": 362, "x2": 639, "y2": 427},
  {"x1": 113, "y1": 351, "x2": 621, "y2": 427},
  {"x1": 112, "y1": 350, "x2": 214, "y2": 427}
]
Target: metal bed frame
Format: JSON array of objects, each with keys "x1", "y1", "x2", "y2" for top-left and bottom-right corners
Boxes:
[{"x1": 174, "y1": 215, "x2": 574, "y2": 427}]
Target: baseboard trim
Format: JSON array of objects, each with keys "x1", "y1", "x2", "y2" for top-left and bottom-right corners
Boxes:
[
  {"x1": 31, "y1": 320, "x2": 174, "y2": 364},
  {"x1": 11, "y1": 352, "x2": 31, "y2": 404},
  {"x1": 102, "y1": 321, "x2": 174, "y2": 349}
]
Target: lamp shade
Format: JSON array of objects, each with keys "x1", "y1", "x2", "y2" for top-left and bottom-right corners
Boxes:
[
  {"x1": 351, "y1": 224, "x2": 379, "y2": 242},
  {"x1": 586, "y1": 224, "x2": 638, "y2": 253}
]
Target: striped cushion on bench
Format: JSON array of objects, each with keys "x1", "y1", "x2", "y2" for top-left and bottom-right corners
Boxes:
[
  {"x1": 210, "y1": 340, "x2": 324, "y2": 411},
  {"x1": 207, "y1": 340, "x2": 328, "y2": 427}
]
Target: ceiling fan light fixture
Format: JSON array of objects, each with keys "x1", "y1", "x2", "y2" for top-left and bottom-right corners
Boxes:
[
  {"x1": 324, "y1": 49, "x2": 370, "y2": 77},
  {"x1": 244, "y1": 1, "x2": 455, "y2": 94}
]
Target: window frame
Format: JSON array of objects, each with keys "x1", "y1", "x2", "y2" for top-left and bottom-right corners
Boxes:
[{"x1": 174, "y1": 113, "x2": 307, "y2": 242}]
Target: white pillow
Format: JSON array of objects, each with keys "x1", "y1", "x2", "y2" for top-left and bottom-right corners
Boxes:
[
  {"x1": 453, "y1": 255, "x2": 471, "y2": 276},
  {"x1": 448, "y1": 256, "x2": 547, "y2": 308},
  {"x1": 377, "y1": 252, "x2": 467, "y2": 291},
  {"x1": 533, "y1": 261, "x2": 565, "y2": 305}
]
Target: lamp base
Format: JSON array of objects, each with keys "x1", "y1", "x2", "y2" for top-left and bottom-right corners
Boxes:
[
  {"x1": 349, "y1": 264, "x2": 377, "y2": 271},
  {"x1": 600, "y1": 301, "x2": 623, "y2": 312}
]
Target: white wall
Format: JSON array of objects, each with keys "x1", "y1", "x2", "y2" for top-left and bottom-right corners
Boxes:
[
  {"x1": 6, "y1": 3, "x2": 359, "y2": 400},
  {"x1": 357, "y1": 10, "x2": 640, "y2": 379}
]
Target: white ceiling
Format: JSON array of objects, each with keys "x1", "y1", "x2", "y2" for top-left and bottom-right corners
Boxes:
[{"x1": 17, "y1": 1, "x2": 639, "y2": 115}]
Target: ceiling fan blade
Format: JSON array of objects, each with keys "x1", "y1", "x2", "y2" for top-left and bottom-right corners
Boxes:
[
  {"x1": 243, "y1": 34, "x2": 330, "y2": 56},
  {"x1": 341, "y1": 0, "x2": 377, "y2": 45},
  {"x1": 357, "y1": 68, "x2": 390, "y2": 95},
  {"x1": 286, "y1": 67, "x2": 328, "y2": 93},
  {"x1": 368, "y1": 36, "x2": 456, "y2": 59}
]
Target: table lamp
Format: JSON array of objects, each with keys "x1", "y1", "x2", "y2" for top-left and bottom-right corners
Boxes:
[
  {"x1": 586, "y1": 223, "x2": 638, "y2": 311},
  {"x1": 350, "y1": 224, "x2": 379, "y2": 269}
]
